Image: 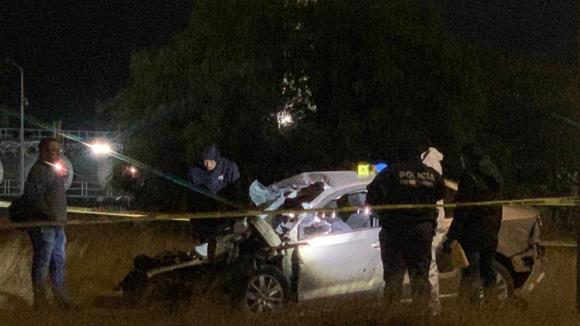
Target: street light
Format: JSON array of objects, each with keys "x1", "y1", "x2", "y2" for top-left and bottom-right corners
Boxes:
[
  {"x1": 5, "y1": 58, "x2": 25, "y2": 195},
  {"x1": 88, "y1": 141, "x2": 112, "y2": 155}
]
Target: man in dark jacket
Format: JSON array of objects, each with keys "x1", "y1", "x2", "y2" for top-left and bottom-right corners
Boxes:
[
  {"x1": 188, "y1": 144, "x2": 240, "y2": 197},
  {"x1": 367, "y1": 143, "x2": 445, "y2": 311},
  {"x1": 24, "y1": 137, "x2": 71, "y2": 309},
  {"x1": 187, "y1": 144, "x2": 240, "y2": 262},
  {"x1": 445, "y1": 143, "x2": 503, "y2": 306}
]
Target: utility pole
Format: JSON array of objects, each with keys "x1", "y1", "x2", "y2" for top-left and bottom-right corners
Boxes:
[
  {"x1": 5, "y1": 58, "x2": 25, "y2": 195},
  {"x1": 572, "y1": 0, "x2": 580, "y2": 313}
]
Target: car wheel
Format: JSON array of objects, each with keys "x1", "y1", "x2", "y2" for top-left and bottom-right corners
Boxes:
[
  {"x1": 242, "y1": 266, "x2": 289, "y2": 313},
  {"x1": 482, "y1": 261, "x2": 514, "y2": 308}
]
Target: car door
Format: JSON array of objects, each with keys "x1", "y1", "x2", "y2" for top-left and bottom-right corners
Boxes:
[{"x1": 296, "y1": 186, "x2": 383, "y2": 301}]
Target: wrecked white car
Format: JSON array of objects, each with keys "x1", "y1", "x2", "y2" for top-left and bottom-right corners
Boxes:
[{"x1": 119, "y1": 171, "x2": 545, "y2": 312}]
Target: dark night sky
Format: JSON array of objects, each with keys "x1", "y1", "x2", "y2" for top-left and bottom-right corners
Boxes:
[
  {"x1": 440, "y1": 0, "x2": 577, "y2": 65},
  {"x1": 1, "y1": 0, "x2": 192, "y2": 129},
  {"x1": 0, "y1": 0, "x2": 576, "y2": 130}
]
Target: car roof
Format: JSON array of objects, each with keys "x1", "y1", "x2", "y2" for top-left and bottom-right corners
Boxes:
[
  {"x1": 270, "y1": 171, "x2": 458, "y2": 208},
  {"x1": 272, "y1": 171, "x2": 375, "y2": 189}
]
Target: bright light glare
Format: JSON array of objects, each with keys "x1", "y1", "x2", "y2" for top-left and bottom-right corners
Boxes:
[
  {"x1": 47, "y1": 161, "x2": 66, "y2": 175},
  {"x1": 125, "y1": 165, "x2": 139, "y2": 178},
  {"x1": 277, "y1": 110, "x2": 294, "y2": 129},
  {"x1": 306, "y1": 233, "x2": 355, "y2": 248},
  {"x1": 90, "y1": 143, "x2": 112, "y2": 155}
]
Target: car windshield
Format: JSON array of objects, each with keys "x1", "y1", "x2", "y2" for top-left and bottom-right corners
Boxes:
[{"x1": 251, "y1": 180, "x2": 327, "y2": 233}]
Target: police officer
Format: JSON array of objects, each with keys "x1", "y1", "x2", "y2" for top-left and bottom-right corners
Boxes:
[
  {"x1": 367, "y1": 141, "x2": 445, "y2": 311},
  {"x1": 445, "y1": 143, "x2": 503, "y2": 306}
]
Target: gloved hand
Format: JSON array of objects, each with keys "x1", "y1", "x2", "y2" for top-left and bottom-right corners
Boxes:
[{"x1": 442, "y1": 239, "x2": 453, "y2": 254}]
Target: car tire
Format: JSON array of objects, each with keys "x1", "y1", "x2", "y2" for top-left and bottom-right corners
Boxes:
[
  {"x1": 239, "y1": 266, "x2": 290, "y2": 313},
  {"x1": 490, "y1": 261, "x2": 514, "y2": 308}
]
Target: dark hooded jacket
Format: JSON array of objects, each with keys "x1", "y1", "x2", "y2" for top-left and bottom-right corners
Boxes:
[
  {"x1": 187, "y1": 144, "x2": 241, "y2": 242},
  {"x1": 188, "y1": 144, "x2": 240, "y2": 196},
  {"x1": 446, "y1": 156, "x2": 503, "y2": 251},
  {"x1": 366, "y1": 157, "x2": 445, "y2": 227}
]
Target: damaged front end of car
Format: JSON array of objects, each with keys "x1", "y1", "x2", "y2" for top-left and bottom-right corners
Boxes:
[
  {"x1": 496, "y1": 206, "x2": 546, "y2": 300},
  {"x1": 117, "y1": 216, "x2": 295, "y2": 311}
]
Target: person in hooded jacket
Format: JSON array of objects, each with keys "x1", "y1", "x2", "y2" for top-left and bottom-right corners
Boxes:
[
  {"x1": 445, "y1": 143, "x2": 503, "y2": 306},
  {"x1": 367, "y1": 141, "x2": 445, "y2": 312},
  {"x1": 187, "y1": 144, "x2": 240, "y2": 262},
  {"x1": 421, "y1": 147, "x2": 446, "y2": 316},
  {"x1": 188, "y1": 144, "x2": 240, "y2": 197}
]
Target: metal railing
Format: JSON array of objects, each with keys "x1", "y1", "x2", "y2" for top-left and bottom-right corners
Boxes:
[
  {"x1": 0, "y1": 128, "x2": 119, "y2": 141},
  {"x1": 1, "y1": 179, "x2": 18, "y2": 196},
  {"x1": 66, "y1": 180, "x2": 113, "y2": 198},
  {"x1": 0, "y1": 179, "x2": 119, "y2": 199}
]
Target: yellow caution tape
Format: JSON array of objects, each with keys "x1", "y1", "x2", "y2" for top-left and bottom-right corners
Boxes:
[
  {"x1": 540, "y1": 240, "x2": 577, "y2": 248},
  {"x1": 0, "y1": 196, "x2": 577, "y2": 229}
]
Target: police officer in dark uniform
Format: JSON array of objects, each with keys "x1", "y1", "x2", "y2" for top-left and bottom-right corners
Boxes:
[
  {"x1": 367, "y1": 142, "x2": 445, "y2": 311},
  {"x1": 445, "y1": 143, "x2": 503, "y2": 306}
]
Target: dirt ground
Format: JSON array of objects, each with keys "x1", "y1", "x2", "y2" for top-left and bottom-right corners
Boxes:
[{"x1": 0, "y1": 220, "x2": 578, "y2": 326}]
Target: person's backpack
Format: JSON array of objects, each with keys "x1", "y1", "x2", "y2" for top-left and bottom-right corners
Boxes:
[{"x1": 8, "y1": 195, "x2": 30, "y2": 223}]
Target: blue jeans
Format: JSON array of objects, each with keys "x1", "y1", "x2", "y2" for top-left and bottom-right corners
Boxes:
[
  {"x1": 28, "y1": 226, "x2": 68, "y2": 306},
  {"x1": 459, "y1": 249, "x2": 497, "y2": 305}
]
